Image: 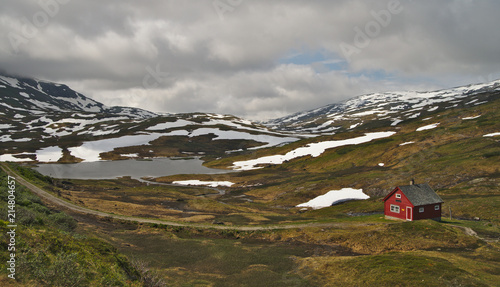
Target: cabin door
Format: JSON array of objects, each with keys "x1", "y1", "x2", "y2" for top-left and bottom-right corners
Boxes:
[{"x1": 406, "y1": 207, "x2": 412, "y2": 221}]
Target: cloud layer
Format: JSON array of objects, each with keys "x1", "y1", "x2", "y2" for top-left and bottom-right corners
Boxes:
[{"x1": 2, "y1": 0, "x2": 499, "y2": 120}]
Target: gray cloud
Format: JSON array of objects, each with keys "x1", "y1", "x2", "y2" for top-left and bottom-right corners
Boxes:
[{"x1": 1, "y1": 0, "x2": 499, "y2": 120}]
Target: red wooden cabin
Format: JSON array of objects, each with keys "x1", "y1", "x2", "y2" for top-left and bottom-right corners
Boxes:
[{"x1": 383, "y1": 182, "x2": 443, "y2": 221}]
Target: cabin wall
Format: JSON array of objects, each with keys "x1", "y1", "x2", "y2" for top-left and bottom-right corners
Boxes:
[
  {"x1": 413, "y1": 203, "x2": 442, "y2": 220},
  {"x1": 384, "y1": 188, "x2": 413, "y2": 220}
]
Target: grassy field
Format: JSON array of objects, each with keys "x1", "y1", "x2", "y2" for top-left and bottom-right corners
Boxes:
[
  {"x1": 5, "y1": 160, "x2": 499, "y2": 285},
  {"x1": 73, "y1": 215, "x2": 498, "y2": 286}
]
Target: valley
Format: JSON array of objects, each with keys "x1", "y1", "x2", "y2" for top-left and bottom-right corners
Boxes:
[{"x1": 1, "y1": 75, "x2": 499, "y2": 286}]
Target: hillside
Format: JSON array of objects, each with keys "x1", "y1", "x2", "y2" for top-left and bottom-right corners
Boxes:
[{"x1": 0, "y1": 168, "x2": 153, "y2": 286}]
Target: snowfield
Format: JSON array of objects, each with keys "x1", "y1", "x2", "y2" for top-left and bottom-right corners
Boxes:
[
  {"x1": 36, "y1": 146, "x2": 63, "y2": 162},
  {"x1": 63, "y1": 127, "x2": 297, "y2": 162},
  {"x1": 0, "y1": 154, "x2": 31, "y2": 162},
  {"x1": 296, "y1": 188, "x2": 370, "y2": 209},
  {"x1": 68, "y1": 133, "x2": 163, "y2": 162},
  {"x1": 233, "y1": 132, "x2": 396, "y2": 171},
  {"x1": 173, "y1": 180, "x2": 234, "y2": 187}
]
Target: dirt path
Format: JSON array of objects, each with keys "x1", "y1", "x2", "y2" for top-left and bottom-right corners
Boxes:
[{"x1": 1, "y1": 163, "x2": 340, "y2": 231}]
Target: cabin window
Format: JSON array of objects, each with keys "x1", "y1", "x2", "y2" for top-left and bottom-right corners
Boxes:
[
  {"x1": 396, "y1": 194, "x2": 401, "y2": 199},
  {"x1": 390, "y1": 204, "x2": 400, "y2": 213},
  {"x1": 435, "y1": 205, "x2": 440, "y2": 210},
  {"x1": 419, "y1": 207, "x2": 424, "y2": 213}
]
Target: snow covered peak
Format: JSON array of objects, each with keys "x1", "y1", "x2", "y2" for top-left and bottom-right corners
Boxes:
[
  {"x1": 266, "y1": 79, "x2": 500, "y2": 133},
  {"x1": 0, "y1": 74, "x2": 157, "y2": 119}
]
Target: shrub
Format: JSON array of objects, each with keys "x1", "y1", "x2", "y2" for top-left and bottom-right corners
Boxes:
[
  {"x1": 48, "y1": 212, "x2": 77, "y2": 232},
  {"x1": 19, "y1": 251, "x2": 87, "y2": 287},
  {"x1": 131, "y1": 260, "x2": 167, "y2": 287}
]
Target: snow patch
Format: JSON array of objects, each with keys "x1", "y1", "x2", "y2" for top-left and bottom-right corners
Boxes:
[
  {"x1": 416, "y1": 123, "x2": 439, "y2": 131},
  {"x1": 73, "y1": 113, "x2": 96, "y2": 118},
  {"x1": 121, "y1": 153, "x2": 139, "y2": 158},
  {"x1": 0, "y1": 153, "x2": 33, "y2": 162},
  {"x1": 484, "y1": 132, "x2": 500, "y2": 137},
  {"x1": 462, "y1": 115, "x2": 481, "y2": 120},
  {"x1": 173, "y1": 180, "x2": 234, "y2": 187},
  {"x1": 474, "y1": 101, "x2": 488, "y2": 106},
  {"x1": 68, "y1": 133, "x2": 163, "y2": 162},
  {"x1": 233, "y1": 132, "x2": 396, "y2": 171},
  {"x1": 146, "y1": 120, "x2": 195, "y2": 131},
  {"x1": 14, "y1": 138, "x2": 31, "y2": 142},
  {"x1": 36, "y1": 146, "x2": 63, "y2": 162},
  {"x1": 391, "y1": 119, "x2": 403, "y2": 126},
  {"x1": 0, "y1": 135, "x2": 11, "y2": 142},
  {"x1": 349, "y1": 123, "x2": 362, "y2": 129},
  {"x1": 296, "y1": 188, "x2": 370, "y2": 209},
  {"x1": 0, "y1": 76, "x2": 21, "y2": 88}
]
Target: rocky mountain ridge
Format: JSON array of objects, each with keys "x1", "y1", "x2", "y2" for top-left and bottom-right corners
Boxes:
[
  {"x1": 2, "y1": 74, "x2": 499, "y2": 163},
  {"x1": 0, "y1": 74, "x2": 156, "y2": 119},
  {"x1": 265, "y1": 79, "x2": 500, "y2": 133}
]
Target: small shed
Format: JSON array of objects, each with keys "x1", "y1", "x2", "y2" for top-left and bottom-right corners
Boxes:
[{"x1": 383, "y1": 182, "x2": 443, "y2": 221}]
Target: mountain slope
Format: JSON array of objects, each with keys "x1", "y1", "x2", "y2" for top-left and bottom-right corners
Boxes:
[
  {"x1": 265, "y1": 79, "x2": 500, "y2": 133},
  {"x1": 2, "y1": 74, "x2": 499, "y2": 164},
  {"x1": 0, "y1": 74, "x2": 299, "y2": 163},
  {"x1": 0, "y1": 74, "x2": 156, "y2": 119}
]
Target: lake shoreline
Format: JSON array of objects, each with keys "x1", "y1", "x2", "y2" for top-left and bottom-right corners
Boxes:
[{"x1": 33, "y1": 157, "x2": 232, "y2": 180}]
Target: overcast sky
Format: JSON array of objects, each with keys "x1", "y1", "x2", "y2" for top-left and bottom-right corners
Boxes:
[{"x1": 1, "y1": 0, "x2": 499, "y2": 120}]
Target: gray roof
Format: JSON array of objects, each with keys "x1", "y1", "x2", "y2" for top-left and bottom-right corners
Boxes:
[{"x1": 399, "y1": 183, "x2": 444, "y2": 206}]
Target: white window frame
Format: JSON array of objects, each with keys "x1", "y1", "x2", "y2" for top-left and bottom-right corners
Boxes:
[
  {"x1": 396, "y1": 194, "x2": 401, "y2": 199},
  {"x1": 390, "y1": 204, "x2": 400, "y2": 213},
  {"x1": 419, "y1": 207, "x2": 424, "y2": 213},
  {"x1": 435, "y1": 205, "x2": 440, "y2": 210}
]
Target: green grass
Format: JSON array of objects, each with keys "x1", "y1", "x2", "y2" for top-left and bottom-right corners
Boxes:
[
  {"x1": 0, "y1": 169, "x2": 142, "y2": 286},
  {"x1": 107, "y1": 228, "x2": 311, "y2": 286},
  {"x1": 296, "y1": 252, "x2": 490, "y2": 287},
  {"x1": 87, "y1": 215, "x2": 498, "y2": 286}
]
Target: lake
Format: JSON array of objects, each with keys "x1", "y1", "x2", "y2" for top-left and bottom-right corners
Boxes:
[{"x1": 34, "y1": 158, "x2": 231, "y2": 180}]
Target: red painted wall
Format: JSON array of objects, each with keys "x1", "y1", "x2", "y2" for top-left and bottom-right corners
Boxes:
[
  {"x1": 384, "y1": 188, "x2": 414, "y2": 220},
  {"x1": 412, "y1": 203, "x2": 442, "y2": 220}
]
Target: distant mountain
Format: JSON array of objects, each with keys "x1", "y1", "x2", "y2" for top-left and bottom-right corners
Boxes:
[
  {"x1": 0, "y1": 74, "x2": 157, "y2": 119},
  {"x1": 265, "y1": 80, "x2": 500, "y2": 133},
  {"x1": 0, "y1": 74, "x2": 297, "y2": 163},
  {"x1": 2, "y1": 73, "x2": 500, "y2": 163}
]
